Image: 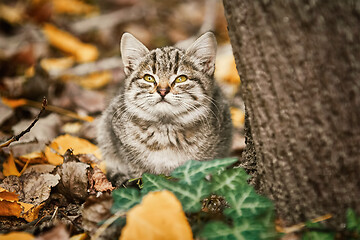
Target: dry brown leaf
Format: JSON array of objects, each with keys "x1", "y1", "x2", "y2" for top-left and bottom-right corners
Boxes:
[
  {"x1": 62, "y1": 71, "x2": 112, "y2": 90},
  {"x1": 40, "y1": 57, "x2": 75, "y2": 75},
  {"x1": 55, "y1": 161, "x2": 89, "y2": 201},
  {"x1": 3, "y1": 153, "x2": 20, "y2": 177},
  {"x1": 43, "y1": 23, "x2": 99, "y2": 63},
  {"x1": 120, "y1": 190, "x2": 193, "y2": 240},
  {"x1": 0, "y1": 199, "x2": 22, "y2": 217},
  {"x1": 52, "y1": 0, "x2": 98, "y2": 15},
  {"x1": 0, "y1": 231, "x2": 35, "y2": 240},
  {"x1": 230, "y1": 107, "x2": 245, "y2": 128},
  {"x1": 91, "y1": 166, "x2": 114, "y2": 192},
  {"x1": 0, "y1": 190, "x2": 19, "y2": 201},
  {"x1": 44, "y1": 134, "x2": 101, "y2": 165}
]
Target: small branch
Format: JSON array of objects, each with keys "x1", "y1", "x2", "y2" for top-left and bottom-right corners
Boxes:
[
  {"x1": 0, "y1": 97, "x2": 47, "y2": 149},
  {"x1": 276, "y1": 214, "x2": 332, "y2": 234}
]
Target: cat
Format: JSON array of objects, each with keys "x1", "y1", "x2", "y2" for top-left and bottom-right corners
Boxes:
[{"x1": 97, "y1": 32, "x2": 233, "y2": 186}]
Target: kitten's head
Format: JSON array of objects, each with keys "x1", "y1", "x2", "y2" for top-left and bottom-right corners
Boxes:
[{"x1": 120, "y1": 32, "x2": 217, "y2": 119}]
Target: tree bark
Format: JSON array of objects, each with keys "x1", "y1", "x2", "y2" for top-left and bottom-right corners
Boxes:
[{"x1": 223, "y1": 0, "x2": 360, "y2": 228}]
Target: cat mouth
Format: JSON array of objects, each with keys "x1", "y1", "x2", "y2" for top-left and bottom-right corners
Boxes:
[{"x1": 156, "y1": 99, "x2": 170, "y2": 104}]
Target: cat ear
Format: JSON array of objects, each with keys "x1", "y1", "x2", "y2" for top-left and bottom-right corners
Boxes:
[
  {"x1": 120, "y1": 33, "x2": 149, "y2": 75},
  {"x1": 186, "y1": 32, "x2": 217, "y2": 75}
]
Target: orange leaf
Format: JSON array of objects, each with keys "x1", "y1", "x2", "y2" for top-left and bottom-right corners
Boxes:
[
  {"x1": 70, "y1": 233, "x2": 88, "y2": 240},
  {"x1": 40, "y1": 57, "x2": 75, "y2": 74},
  {"x1": 230, "y1": 107, "x2": 245, "y2": 128},
  {"x1": 0, "y1": 191, "x2": 19, "y2": 201},
  {"x1": 0, "y1": 200, "x2": 22, "y2": 217},
  {"x1": 62, "y1": 71, "x2": 112, "y2": 90},
  {"x1": 43, "y1": 23, "x2": 98, "y2": 63},
  {"x1": 52, "y1": 0, "x2": 97, "y2": 15},
  {"x1": 1, "y1": 98, "x2": 27, "y2": 109},
  {"x1": 0, "y1": 231, "x2": 35, "y2": 240},
  {"x1": 3, "y1": 153, "x2": 20, "y2": 177},
  {"x1": 44, "y1": 134, "x2": 102, "y2": 165},
  {"x1": 120, "y1": 190, "x2": 193, "y2": 240},
  {"x1": 21, "y1": 203, "x2": 44, "y2": 223}
]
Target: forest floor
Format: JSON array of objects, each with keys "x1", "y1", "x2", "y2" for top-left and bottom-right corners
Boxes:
[{"x1": 0, "y1": 0, "x2": 249, "y2": 239}]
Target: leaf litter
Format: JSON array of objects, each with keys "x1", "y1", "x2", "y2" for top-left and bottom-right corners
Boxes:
[{"x1": 0, "y1": 0, "x2": 256, "y2": 238}]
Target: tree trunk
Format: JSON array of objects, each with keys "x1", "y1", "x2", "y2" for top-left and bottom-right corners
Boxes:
[{"x1": 223, "y1": 0, "x2": 360, "y2": 228}]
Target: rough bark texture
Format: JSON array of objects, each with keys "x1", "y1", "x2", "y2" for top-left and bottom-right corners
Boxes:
[{"x1": 223, "y1": 0, "x2": 360, "y2": 227}]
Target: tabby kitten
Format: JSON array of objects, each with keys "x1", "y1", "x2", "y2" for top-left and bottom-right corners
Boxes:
[{"x1": 97, "y1": 32, "x2": 232, "y2": 186}]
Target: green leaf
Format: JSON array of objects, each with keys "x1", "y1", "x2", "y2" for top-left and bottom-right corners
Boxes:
[
  {"x1": 200, "y1": 220, "x2": 263, "y2": 240},
  {"x1": 346, "y1": 208, "x2": 360, "y2": 233},
  {"x1": 302, "y1": 231, "x2": 335, "y2": 240},
  {"x1": 171, "y1": 158, "x2": 238, "y2": 185},
  {"x1": 111, "y1": 188, "x2": 142, "y2": 213},
  {"x1": 142, "y1": 173, "x2": 211, "y2": 212},
  {"x1": 212, "y1": 168, "x2": 274, "y2": 219}
]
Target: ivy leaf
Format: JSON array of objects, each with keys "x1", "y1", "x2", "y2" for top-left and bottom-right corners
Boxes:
[
  {"x1": 171, "y1": 158, "x2": 238, "y2": 185},
  {"x1": 212, "y1": 169, "x2": 274, "y2": 219},
  {"x1": 142, "y1": 174, "x2": 211, "y2": 212},
  {"x1": 346, "y1": 208, "x2": 360, "y2": 233},
  {"x1": 302, "y1": 231, "x2": 335, "y2": 240},
  {"x1": 111, "y1": 188, "x2": 142, "y2": 213},
  {"x1": 200, "y1": 220, "x2": 262, "y2": 240}
]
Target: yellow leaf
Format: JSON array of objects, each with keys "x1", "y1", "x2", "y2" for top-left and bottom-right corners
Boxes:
[
  {"x1": 70, "y1": 233, "x2": 88, "y2": 240},
  {"x1": 53, "y1": 0, "x2": 98, "y2": 15},
  {"x1": 21, "y1": 203, "x2": 44, "y2": 223},
  {"x1": 3, "y1": 154, "x2": 20, "y2": 177},
  {"x1": 19, "y1": 151, "x2": 47, "y2": 163},
  {"x1": 40, "y1": 57, "x2": 75, "y2": 74},
  {"x1": 44, "y1": 134, "x2": 102, "y2": 165},
  {"x1": 0, "y1": 232, "x2": 35, "y2": 240},
  {"x1": 230, "y1": 107, "x2": 245, "y2": 128},
  {"x1": 120, "y1": 191, "x2": 193, "y2": 240},
  {"x1": 43, "y1": 23, "x2": 99, "y2": 63},
  {"x1": 0, "y1": 4, "x2": 24, "y2": 24},
  {"x1": 62, "y1": 71, "x2": 112, "y2": 90},
  {"x1": 215, "y1": 54, "x2": 240, "y2": 85},
  {"x1": 1, "y1": 98, "x2": 27, "y2": 109}
]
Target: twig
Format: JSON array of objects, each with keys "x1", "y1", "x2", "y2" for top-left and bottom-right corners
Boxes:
[
  {"x1": 0, "y1": 97, "x2": 47, "y2": 149},
  {"x1": 276, "y1": 214, "x2": 332, "y2": 234},
  {"x1": 91, "y1": 211, "x2": 126, "y2": 240}
]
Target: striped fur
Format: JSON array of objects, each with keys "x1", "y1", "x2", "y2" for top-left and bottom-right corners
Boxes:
[{"x1": 97, "y1": 32, "x2": 233, "y2": 186}]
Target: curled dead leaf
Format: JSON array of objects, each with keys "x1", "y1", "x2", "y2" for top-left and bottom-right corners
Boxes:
[
  {"x1": 90, "y1": 166, "x2": 114, "y2": 192},
  {"x1": 2, "y1": 153, "x2": 20, "y2": 177},
  {"x1": 120, "y1": 190, "x2": 193, "y2": 240}
]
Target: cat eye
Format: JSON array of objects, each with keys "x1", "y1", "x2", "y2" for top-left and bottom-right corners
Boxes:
[
  {"x1": 175, "y1": 75, "x2": 188, "y2": 83},
  {"x1": 143, "y1": 74, "x2": 155, "y2": 83}
]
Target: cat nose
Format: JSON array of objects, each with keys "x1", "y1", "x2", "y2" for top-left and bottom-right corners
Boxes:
[{"x1": 157, "y1": 87, "x2": 170, "y2": 98}]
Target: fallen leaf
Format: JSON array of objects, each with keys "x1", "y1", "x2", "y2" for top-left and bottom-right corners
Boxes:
[
  {"x1": 70, "y1": 233, "x2": 88, "y2": 240},
  {"x1": 82, "y1": 194, "x2": 113, "y2": 234},
  {"x1": 35, "y1": 224, "x2": 70, "y2": 240},
  {"x1": 230, "y1": 107, "x2": 245, "y2": 128},
  {"x1": 0, "y1": 190, "x2": 19, "y2": 201},
  {"x1": 21, "y1": 203, "x2": 45, "y2": 222},
  {"x1": 0, "y1": 199, "x2": 22, "y2": 217},
  {"x1": 55, "y1": 161, "x2": 89, "y2": 201},
  {"x1": 215, "y1": 50, "x2": 240, "y2": 86},
  {"x1": 1, "y1": 97, "x2": 27, "y2": 109},
  {"x1": 40, "y1": 57, "x2": 75, "y2": 75},
  {"x1": 18, "y1": 152, "x2": 48, "y2": 166},
  {"x1": 3, "y1": 153, "x2": 20, "y2": 177},
  {"x1": 52, "y1": 0, "x2": 98, "y2": 15},
  {"x1": 0, "y1": 3, "x2": 24, "y2": 24},
  {"x1": 43, "y1": 23, "x2": 99, "y2": 63},
  {"x1": 0, "y1": 101, "x2": 13, "y2": 126},
  {"x1": 0, "y1": 232, "x2": 35, "y2": 240},
  {"x1": 44, "y1": 134, "x2": 101, "y2": 165},
  {"x1": 90, "y1": 166, "x2": 114, "y2": 192},
  {"x1": 120, "y1": 190, "x2": 193, "y2": 240},
  {"x1": 62, "y1": 71, "x2": 112, "y2": 90}
]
